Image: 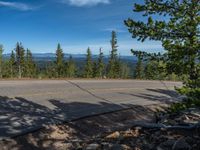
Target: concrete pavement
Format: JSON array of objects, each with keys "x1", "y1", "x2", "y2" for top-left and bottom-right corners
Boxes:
[{"x1": 0, "y1": 79, "x2": 182, "y2": 139}]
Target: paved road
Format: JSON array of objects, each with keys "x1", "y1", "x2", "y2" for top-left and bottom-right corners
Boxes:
[{"x1": 0, "y1": 79, "x2": 182, "y2": 139}]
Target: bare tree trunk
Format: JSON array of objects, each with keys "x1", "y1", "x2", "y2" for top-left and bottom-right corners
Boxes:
[
  {"x1": 18, "y1": 65, "x2": 21, "y2": 79},
  {"x1": 10, "y1": 66, "x2": 13, "y2": 78}
]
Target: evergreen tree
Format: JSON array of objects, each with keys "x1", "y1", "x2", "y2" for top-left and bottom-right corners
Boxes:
[
  {"x1": 144, "y1": 60, "x2": 164, "y2": 80},
  {"x1": 120, "y1": 63, "x2": 130, "y2": 79},
  {"x1": 9, "y1": 51, "x2": 15, "y2": 78},
  {"x1": 132, "y1": 50, "x2": 145, "y2": 79},
  {"x1": 66, "y1": 55, "x2": 76, "y2": 78},
  {"x1": 115, "y1": 55, "x2": 121, "y2": 78},
  {"x1": 55, "y1": 43, "x2": 64, "y2": 77},
  {"x1": 125, "y1": 0, "x2": 200, "y2": 88},
  {"x1": 46, "y1": 62, "x2": 56, "y2": 78},
  {"x1": 144, "y1": 60, "x2": 155, "y2": 80},
  {"x1": 92, "y1": 61, "x2": 98, "y2": 78},
  {"x1": 0, "y1": 45, "x2": 3, "y2": 78},
  {"x1": 107, "y1": 31, "x2": 119, "y2": 78},
  {"x1": 25, "y1": 49, "x2": 36, "y2": 78},
  {"x1": 96, "y1": 48, "x2": 104, "y2": 78},
  {"x1": 135, "y1": 57, "x2": 143, "y2": 79},
  {"x1": 132, "y1": 50, "x2": 168, "y2": 80},
  {"x1": 15, "y1": 42, "x2": 25, "y2": 79},
  {"x1": 84, "y1": 47, "x2": 93, "y2": 78},
  {"x1": 2, "y1": 60, "x2": 11, "y2": 78}
]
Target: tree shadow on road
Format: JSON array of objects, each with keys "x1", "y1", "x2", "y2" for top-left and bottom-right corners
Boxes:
[
  {"x1": 118, "y1": 88, "x2": 180, "y2": 104},
  {"x1": 0, "y1": 95, "x2": 156, "y2": 150},
  {"x1": 146, "y1": 89, "x2": 180, "y2": 98},
  {"x1": 0, "y1": 96, "x2": 58, "y2": 138}
]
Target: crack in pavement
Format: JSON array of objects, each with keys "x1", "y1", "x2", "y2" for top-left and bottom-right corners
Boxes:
[{"x1": 65, "y1": 80, "x2": 113, "y2": 103}]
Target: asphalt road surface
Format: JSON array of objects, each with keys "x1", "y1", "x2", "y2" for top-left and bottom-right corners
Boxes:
[{"x1": 0, "y1": 79, "x2": 182, "y2": 139}]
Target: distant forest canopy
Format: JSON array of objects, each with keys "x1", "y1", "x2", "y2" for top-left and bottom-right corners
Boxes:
[{"x1": 0, "y1": 31, "x2": 183, "y2": 80}]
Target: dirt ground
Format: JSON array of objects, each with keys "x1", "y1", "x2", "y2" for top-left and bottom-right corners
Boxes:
[{"x1": 0, "y1": 104, "x2": 199, "y2": 150}]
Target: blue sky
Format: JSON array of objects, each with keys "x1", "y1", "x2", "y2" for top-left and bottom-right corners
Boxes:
[{"x1": 0, "y1": 0, "x2": 163, "y2": 55}]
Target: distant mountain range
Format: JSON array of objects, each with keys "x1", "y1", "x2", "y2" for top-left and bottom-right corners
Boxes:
[{"x1": 3, "y1": 53, "x2": 136, "y2": 62}]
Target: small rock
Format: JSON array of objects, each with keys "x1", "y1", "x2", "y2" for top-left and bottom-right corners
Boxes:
[
  {"x1": 101, "y1": 142, "x2": 112, "y2": 149},
  {"x1": 121, "y1": 144, "x2": 132, "y2": 150},
  {"x1": 106, "y1": 131, "x2": 120, "y2": 139},
  {"x1": 86, "y1": 143, "x2": 100, "y2": 150},
  {"x1": 166, "y1": 119, "x2": 177, "y2": 125}
]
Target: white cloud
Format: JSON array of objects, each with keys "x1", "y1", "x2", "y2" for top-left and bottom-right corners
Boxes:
[
  {"x1": 61, "y1": 0, "x2": 110, "y2": 7},
  {"x1": 0, "y1": 1, "x2": 33, "y2": 11}
]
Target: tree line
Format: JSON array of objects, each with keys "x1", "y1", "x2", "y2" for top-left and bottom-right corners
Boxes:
[
  {"x1": 0, "y1": 35, "x2": 193, "y2": 82},
  {"x1": 0, "y1": 31, "x2": 131, "y2": 79},
  {"x1": 0, "y1": 43, "x2": 37, "y2": 79},
  {"x1": 0, "y1": 30, "x2": 186, "y2": 80}
]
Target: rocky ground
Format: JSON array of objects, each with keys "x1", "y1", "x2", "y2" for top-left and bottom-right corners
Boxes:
[
  {"x1": 0, "y1": 105, "x2": 199, "y2": 150},
  {"x1": 81, "y1": 107, "x2": 200, "y2": 150}
]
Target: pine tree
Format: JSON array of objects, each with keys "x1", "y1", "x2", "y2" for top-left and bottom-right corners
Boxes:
[
  {"x1": 96, "y1": 48, "x2": 104, "y2": 78},
  {"x1": 132, "y1": 50, "x2": 145, "y2": 79},
  {"x1": 92, "y1": 61, "x2": 98, "y2": 78},
  {"x1": 144, "y1": 60, "x2": 155, "y2": 80},
  {"x1": 9, "y1": 51, "x2": 15, "y2": 78},
  {"x1": 132, "y1": 50, "x2": 168, "y2": 80},
  {"x1": 55, "y1": 43, "x2": 64, "y2": 77},
  {"x1": 125, "y1": 0, "x2": 200, "y2": 103},
  {"x1": 135, "y1": 57, "x2": 142, "y2": 79},
  {"x1": 0, "y1": 45, "x2": 3, "y2": 78},
  {"x1": 46, "y1": 62, "x2": 56, "y2": 78},
  {"x1": 15, "y1": 42, "x2": 25, "y2": 79},
  {"x1": 84, "y1": 47, "x2": 93, "y2": 78},
  {"x1": 2, "y1": 60, "x2": 11, "y2": 78},
  {"x1": 107, "y1": 31, "x2": 119, "y2": 78},
  {"x1": 66, "y1": 55, "x2": 76, "y2": 78},
  {"x1": 115, "y1": 55, "x2": 121, "y2": 78},
  {"x1": 25, "y1": 49, "x2": 36, "y2": 78},
  {"x1": 120, "y1": 63, "x2": 130, "y2": 79},
  {"x1": 125, "y1": 0, "x2": 200, "y2": 87}
]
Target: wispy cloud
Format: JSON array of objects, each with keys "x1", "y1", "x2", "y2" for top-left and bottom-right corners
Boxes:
[
  {"x1": 61, "y1": 0, "x2": 110, "y2": 7},
  {"x1": 0, "y1": 1, "x2": 33, "y2": 11}
]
